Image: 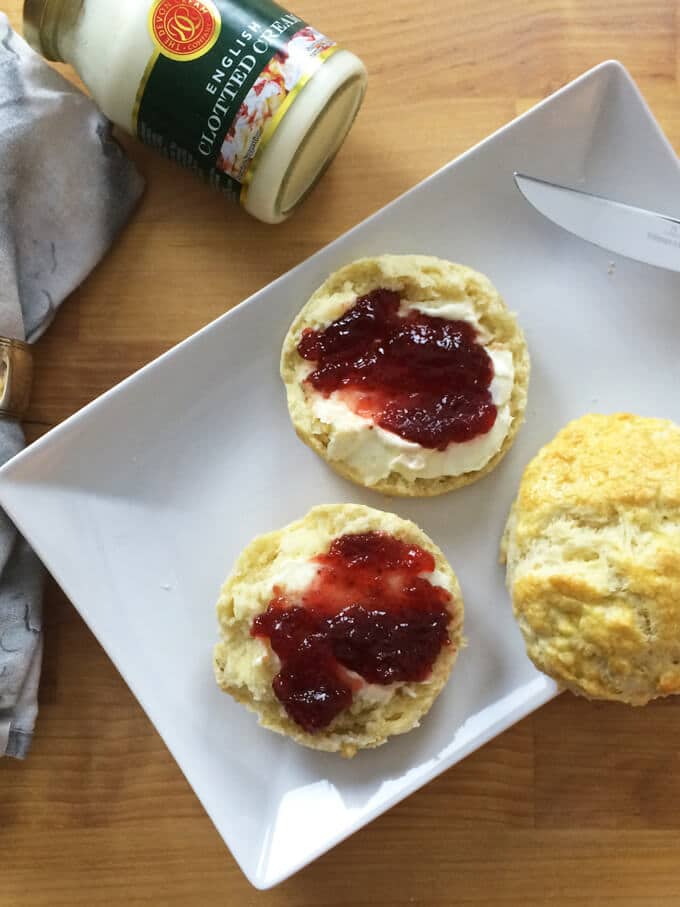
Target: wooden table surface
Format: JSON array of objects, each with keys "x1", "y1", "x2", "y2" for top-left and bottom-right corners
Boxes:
[{"x1": 3, "y1": 1, "x2": 680, "y2": 904}]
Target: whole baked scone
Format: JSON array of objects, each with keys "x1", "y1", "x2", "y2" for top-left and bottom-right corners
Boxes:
[
  {"x1": 501, "y1": 413, "x2": 680, "y2": 705},
  {"x1": 214, "y1": 503, "x2": 463, "y2": 756},
  {"x1": 280, "y1": 254, "x2": 529, "y2": 496}
]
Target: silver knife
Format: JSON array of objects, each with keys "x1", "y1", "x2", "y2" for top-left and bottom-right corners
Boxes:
[{"x1": 514, "y1": 172, "x2": 680, "y2": 272}]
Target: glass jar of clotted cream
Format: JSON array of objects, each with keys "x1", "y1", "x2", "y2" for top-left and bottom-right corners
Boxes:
[{"x1": 24, "y1": 0, "x2": 367, "y2": 223}]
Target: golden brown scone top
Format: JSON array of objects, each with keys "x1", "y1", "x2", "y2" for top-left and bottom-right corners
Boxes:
[{"x1": 502, "y1": 413, "x2": 680, "y2": 705}]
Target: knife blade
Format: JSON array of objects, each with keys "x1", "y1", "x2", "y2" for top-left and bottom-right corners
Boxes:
[{"x1": 514, "y1": 172, "x2": 680, "y2": 272}]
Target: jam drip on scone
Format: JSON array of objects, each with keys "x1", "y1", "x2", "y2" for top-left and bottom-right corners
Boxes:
[
  {"x1": 297, "y1": 288, "x2": 497, "y2": 449},
  {"x1": 251, "y1": 532, "x2": 452, "y2": 732}
]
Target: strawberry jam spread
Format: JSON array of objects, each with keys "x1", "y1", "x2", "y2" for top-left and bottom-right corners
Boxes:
[
  {"x1": 251, "y1": 532, "x2": 453, "y2": 732},
  {"x1": 297, "y1": 288, "x2": 497, "y2": 450}
]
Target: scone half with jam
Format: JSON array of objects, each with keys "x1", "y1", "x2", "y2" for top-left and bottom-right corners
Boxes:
[
  {"x1": 214, "y1": 503, "x2": 463, "y2": 757},
  {"x1": 280, "y1": 254, "x2": 529, "y2": 496}
]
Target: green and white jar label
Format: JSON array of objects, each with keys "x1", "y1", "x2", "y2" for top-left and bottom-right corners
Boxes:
[{"x1": 135, "y1": 0, "x2": 338, "y2": 201}]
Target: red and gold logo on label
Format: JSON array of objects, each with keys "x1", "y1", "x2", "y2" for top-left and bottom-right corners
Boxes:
[{"x1": 149, "y1": 0, "x2": 221, "y2": 62}]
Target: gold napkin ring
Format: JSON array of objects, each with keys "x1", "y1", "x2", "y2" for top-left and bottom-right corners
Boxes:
[{"x1": 0, "y1": 338, "x2": 33, "y2": 420}]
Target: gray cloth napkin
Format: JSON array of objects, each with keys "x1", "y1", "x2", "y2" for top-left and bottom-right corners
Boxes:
[{"x1": 0, "y1": 13, "x2": 144, "y2": 758}]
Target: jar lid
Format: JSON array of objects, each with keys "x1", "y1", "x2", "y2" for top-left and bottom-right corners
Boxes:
[
  {"x1": 23, "y1": 0, "x2": 84, "y2": 61},
  {"x1": 243, "y1": 50, "x2": 367, "y2": 224}
]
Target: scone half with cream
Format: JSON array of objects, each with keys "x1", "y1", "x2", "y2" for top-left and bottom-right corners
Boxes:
[
  {"x1": 502, "y1": 413, "x2": 680, "y2": 705},
  {"x1": 281, "y1": 254, "x2": 529, "y2": 496},
  {"x1": 214, "y1": 503, "x2": 463, "y2": 757}
]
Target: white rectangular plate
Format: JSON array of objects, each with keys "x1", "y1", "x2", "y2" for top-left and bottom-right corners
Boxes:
[{"x1": 2, "y1": 61, "x2": 680, "y2": 889}]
